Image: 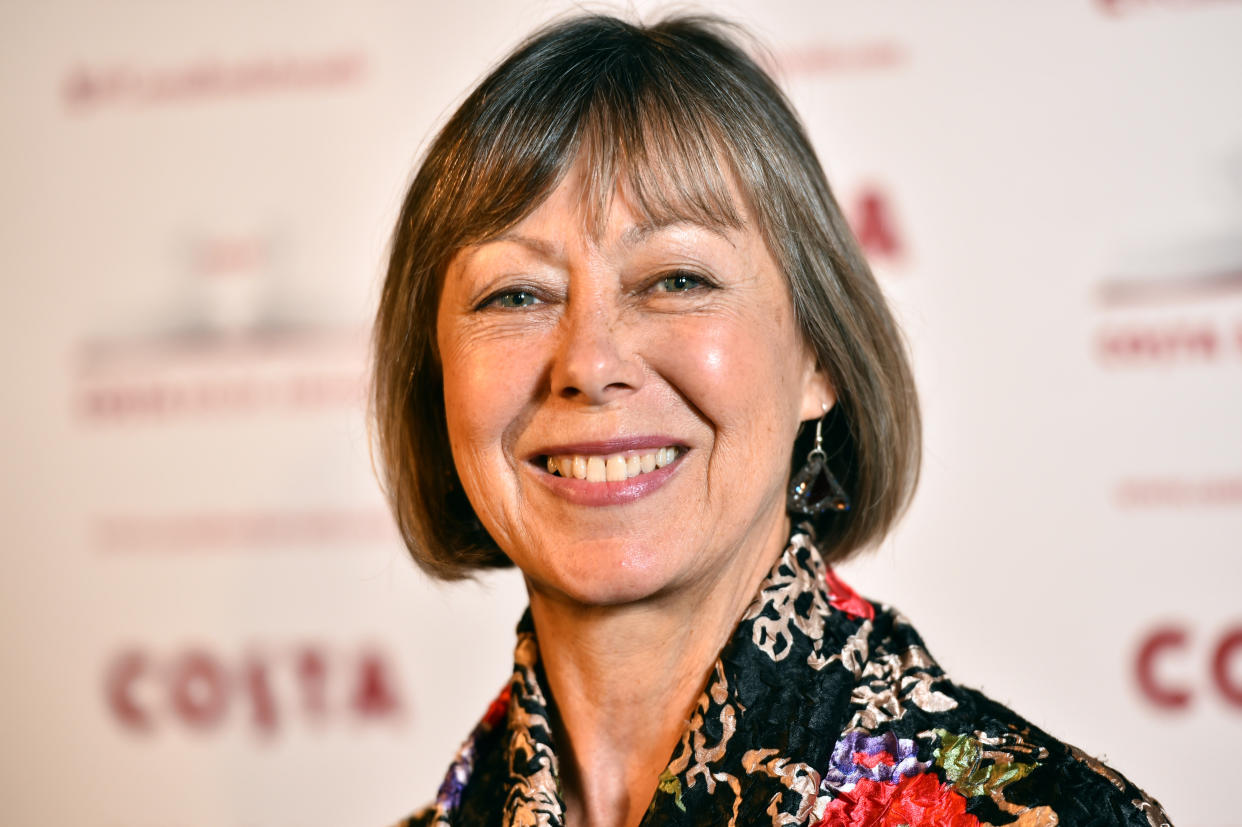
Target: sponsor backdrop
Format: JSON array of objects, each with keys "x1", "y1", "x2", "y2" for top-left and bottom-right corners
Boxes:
[{"x1": 3, "y1": 1, "x2": 1239, "y2": 825}]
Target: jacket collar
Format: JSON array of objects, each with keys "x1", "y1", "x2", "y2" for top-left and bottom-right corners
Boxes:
[{"x1": 430, "y1": 528, "x2": 874, "y2": 826}]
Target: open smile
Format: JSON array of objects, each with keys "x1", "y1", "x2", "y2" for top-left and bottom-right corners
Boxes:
[
  {"x1": 542, "y1": 447, "x2": 680, "y2": 482},
  {"x1": 526, "y1": 439, "x2": 687, "y2": 506}
]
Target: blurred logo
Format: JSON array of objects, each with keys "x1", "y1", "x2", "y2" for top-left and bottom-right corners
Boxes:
[
  {"x1": 1134, "y1": 623, "x2": 1242, "y2": 710},
  {"x1": 774, "y1": 40, "x2": 905, "y2": 77},
  {"x1": 1115, "y1": 476, "x2": 1242, "y2": 508},
  {"x1": 1096, "y1": 247, "x2": 1242, "y2": 310},
  {"x1": 1094, "y1": 144, "x2": 1242, "y2": 366},
  {"x1": 1098, "y1": 0, "x2": 1242, "y2": 14},
  {"x1": 63, "y1": 51, "x2": 366, "y2": 113},
  {"x1": 1094, "y1": 234, "x2": 1242, "y2": 366},
  {"x1": 848, "y1": 185, "x2": 906, "y2": 264},
  {"x1": 74, "y1": 228, "x2": 368, "y2": 422},
  {"x1": 105, "y1": 643, "x2": 403, "y2": 736},
  {"x1": 93, "y1": 508, "x2": 396, "y2": 553}
]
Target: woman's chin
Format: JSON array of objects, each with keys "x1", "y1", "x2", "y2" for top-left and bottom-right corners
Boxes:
[{"x1": 522, "y1": 541, "x2": 688, "y2": 610}]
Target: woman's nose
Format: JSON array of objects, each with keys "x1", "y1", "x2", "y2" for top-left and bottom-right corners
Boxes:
[{"x1": 549, "y1": 301, "x2": 644, "y2": 404}]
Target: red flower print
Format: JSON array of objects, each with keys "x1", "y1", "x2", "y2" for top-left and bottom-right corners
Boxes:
[{"x1": 815, "y1": 773, "x2": 979, "y2": 827}]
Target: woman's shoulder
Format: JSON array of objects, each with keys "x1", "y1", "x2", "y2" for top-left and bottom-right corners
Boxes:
[
  {"x1": 385, "y1": 576, "x2": 1173, "y2": 827},
  {"x1": 385, "y1": 682, "x2": 512, "y2": 827},
  {"x1": 836, "y1": 601, "x2": 1173, "y2": 826}
]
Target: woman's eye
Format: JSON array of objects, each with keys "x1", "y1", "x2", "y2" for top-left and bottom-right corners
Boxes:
[
  {"x1": 492, "y1": 290, "x2": 540, "y2": 309},
  {"x1": 656, "y1": 272, "x2": 706, "y2": 293}
]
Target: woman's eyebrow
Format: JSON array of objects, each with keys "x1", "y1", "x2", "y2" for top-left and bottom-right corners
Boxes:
[
  {"x1": 619, "y1": 218, "x2": 738, "y2": 249},
  {"x1": 485, "y1": 231, "x2": 560, "y2": 260}
]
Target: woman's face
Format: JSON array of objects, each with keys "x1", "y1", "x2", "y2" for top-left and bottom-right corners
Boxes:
[{"x1": 437, "y1": 163, "x2": 830, "y2": 609}]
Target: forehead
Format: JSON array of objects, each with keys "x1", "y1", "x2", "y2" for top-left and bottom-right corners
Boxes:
[
  {"x1": 433, "y1": 55, "x2": 780, "y2": 290},
  {"x1": 440, "y1": 162, "x2": 766, "y2": 294},
  {"x1": 464, "y1": 142, "x2": 753, "y2": 264},
  {"x1": 424, "y1": 15, "x2": 801, "y2": 289},
  {"x1": 449, "y1": 198, "x2": 748, "y2": 291},
  {"x1": 569, "y1": 120, "x2": 748, "y2": 239},
  {"x1": 512, "y1": 156, "x2": 748, "y2": 244}
]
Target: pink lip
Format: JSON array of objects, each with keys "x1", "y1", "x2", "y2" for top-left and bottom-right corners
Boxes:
[
  {"x1": 525, "y1": 442, "x2": 686, "y2": 507},
  {"x1": 529, "y1": 435, "x2": 685, "y2": 458}
]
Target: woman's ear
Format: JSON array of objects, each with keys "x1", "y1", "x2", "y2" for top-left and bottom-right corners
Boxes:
[{"x1": 798, "y1": 355, "x2": 836, "y2": 422}]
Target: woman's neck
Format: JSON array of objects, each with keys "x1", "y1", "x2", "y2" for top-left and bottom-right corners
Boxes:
[{"x1": 526, "y1": 513, "x2": 791, "y2": 827}]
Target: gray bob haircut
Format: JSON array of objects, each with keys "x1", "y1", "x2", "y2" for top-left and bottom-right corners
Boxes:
[{"x1": 372, "y1": 13, "x2": 921, "y2": 579}]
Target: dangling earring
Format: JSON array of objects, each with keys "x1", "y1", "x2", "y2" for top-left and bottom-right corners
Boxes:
[{"x1": 788, "y1": 404, "x2": 850, "y2": 514}]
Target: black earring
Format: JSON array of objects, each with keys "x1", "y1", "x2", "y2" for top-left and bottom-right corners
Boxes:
[{"x1": 787, "y1": 405, "x2": 850, "y2": 514}]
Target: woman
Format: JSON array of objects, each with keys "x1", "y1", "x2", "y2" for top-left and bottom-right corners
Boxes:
[{"x1": 373, "y1": 14, "x2": 1170, "y2": 827}]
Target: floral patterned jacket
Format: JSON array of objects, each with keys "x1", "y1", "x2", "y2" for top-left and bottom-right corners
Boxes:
[{"x1": 395, "y1": 531, "x2": 1171, "y2": 826}]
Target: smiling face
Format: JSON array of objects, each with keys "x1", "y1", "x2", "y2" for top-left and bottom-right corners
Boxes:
[{"x1": 436, "y1": 162, "x2": 830, "y2": 610}]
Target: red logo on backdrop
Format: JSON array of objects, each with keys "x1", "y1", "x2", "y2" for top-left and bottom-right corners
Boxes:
[
  {"x1": 105, "y1": 644, "x2": 403, "y2": 736},
  {"x1": 847, "y1": 186, "x2": 905, "y2": 263},
  {"x1": 1115, "y1": 476, "x2": 1242, "y2": 509},
  {"x1": 1093, "y1": 239, "x2": 1242, "y2": 366},
  {"x1": 1095, "y1": 320, "x2": 1231, "y2": 364},
  {"x1": 63, "y1": 51, "x2": 366, "y2": 112},
  {"x1": 1098, "y1": 0, "x2": 1242, "y2": 14},
  {"x1": 1134, "y1": 623, "x2": 1242, "y2": 709},
  {"x1": 93, "y1": 508, "x2": 396, "y2": 553},
  {"x1": 773, "y1": 40, "x2": 906, "y2": 76}
]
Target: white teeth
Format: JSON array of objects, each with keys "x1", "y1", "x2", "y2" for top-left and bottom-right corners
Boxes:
[
  {"x1": 543, "y1": 447, "x2": 680, "y2": 482},
  {"x1": 606, "y1": 456, "x2": 627, "y2": 482}
]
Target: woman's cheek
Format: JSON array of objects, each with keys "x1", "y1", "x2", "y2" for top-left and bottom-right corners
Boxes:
[
  {"x1": 653, "y1": 311, "x2": 805, "y2": 487},
  {"x1": 441, "y1": 341, "x2": 532, "y2": 554},
  {"x1": 441, "y1": 336, "x2": 534, "y2": 520},
  {"x1": 655, "y1": 316, "x2": 731, "y2": 384},
  {"x1": 449, "y1": 329, "x2": 538, "y2": 422},
  {"x1": 654, "y1": 315, "x2": 785, "y2": 412}
]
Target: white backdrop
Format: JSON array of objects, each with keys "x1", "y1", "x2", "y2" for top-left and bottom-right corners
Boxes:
[{"x1": 3, "y1": 1, "x2": 1240, "y2": 825}]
